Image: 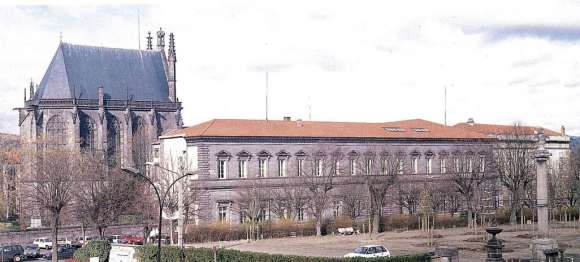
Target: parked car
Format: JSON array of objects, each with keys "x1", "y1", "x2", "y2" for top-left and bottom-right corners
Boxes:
[
  {"x1": 23, "y1": 244, "x2": 41, "y2": 259},
  {"x1": 57, "y1": 237, "x2": 72, "y2": 246},
  {"x1": 74, "y1": 236, "x2": 95, "y2": 247},
  {"x1": 42, "y1": 245, "x2": 76, "y2": 260},
  {"x1": 344, "y1": 245, "x2": 391, "y2": 258},
  {"x1": 107, "y1": 235, "x2": 122, "y2": 244},
  {"x1": 122, "y1": 235, "x2": 144, "y2": 245},
  {"x1": 32, "y1": 238, "x2": 52, "y2": 249},
  {"x1": 0, "y1": 244, "x2": 24, "y2": 262},
  {"x1": 149, "y1": 235, "x2": 170, "y2": 245}
]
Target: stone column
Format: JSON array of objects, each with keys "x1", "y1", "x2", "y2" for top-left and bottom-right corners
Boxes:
[{"x1": 535, "y1": 129, "x2": 551, "y2": 237}]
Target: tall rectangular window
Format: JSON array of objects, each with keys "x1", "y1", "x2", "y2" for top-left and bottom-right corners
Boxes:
[
  {"x1": 218, "y1": 206, "x2": 228, "y2": 222},
  {"x1": 238, "y1": 160, "x2": 247, "y2": 178},
  {"x1": 297, "y1": 159, "x2": 303, "y2": 176},
  {"x1": 350, "y1": 159, "x2": 356, "y2": 176},
  {"x1": 335, "y1": 160, "x2": 340, "y2": 175},
  {"x1": 218, "y1": 160, "x2": 227, "y2": 179},
  {"x1": 412, "y1": 157, "x2": 418, "y2": 174},
  {"x1": 278, "y1": 159, "x2": 286, "y2": 177},
  {"x1": 480, "y1": 156, "x2": 486, "y2": 172},
  {"x1": 315, "y1": 159, "x2": 323, "y2": 176},
  {"x1": 427, "y1": 158, "x2": 432, "y2": 174},
  {"x1": 297, "y1": 207, "x2": 304, "y2": 221},
  {"x1": 440, "y1": 158, "x2": 447, "y2": 174},
  {"x1": 398, "y1": 159, "x2": 404, "y2": 174},
  {"x1": 454, "y1": 157, "x2": 460, "y2": 173},
  {"x1": 468, "y1": 158, "x2": 474, "y2": 173},
  {"x1": 366, "y1": 159, "x2": 372, "y2": 175},
  {"x1": 259, "y1": 159, "x2": 268, "y2": 177}
]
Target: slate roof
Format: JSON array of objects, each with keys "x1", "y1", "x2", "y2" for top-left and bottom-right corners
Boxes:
[
  {"x1": 454, "y1": 122, "x2": 561, "y2": 137},
  {"x1": 161, "y1": 119, "x2": 492, "y2": 140},
  {"x1": 34, "y1": 43, "x2": 170, "y2": 102}
]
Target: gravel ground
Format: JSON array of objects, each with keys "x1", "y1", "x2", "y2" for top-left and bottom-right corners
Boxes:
[{"x1": 187, "y1": 223, "x2": 580, "y2": 261}]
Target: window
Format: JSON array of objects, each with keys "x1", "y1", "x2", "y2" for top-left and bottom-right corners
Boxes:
[
  {"x1": 468, "y1": 157, "x2": 474, "y2": 173},
  {"x1": 454, "y1": 157, "x2": 460, "y2": 173},
  {"x1": 240, "y1": 211, "x2": 247, "y2": 224},
  {"x1": 258, "y1": 208, "x2": 268, "y2": 222},
  {"x1": 412, "y1": 157, "x2": 418, "y2": 174},
  {"x1": 335, "y1": 160, "x2": 340, "y2": 175},
  {"x1": 349, "y1": 159, "x2": 356, "y2": 175},
  {"x1": 218, "y1": 160, "x2": 227, "y2": 179},
  {"x1": 218, "y1": 206, "x2": 228, "y2": 222},
  {"x1": 297, "y1": 207, "x2": 305, "y2": 221},
  {"x1": 427, "y1": 158, "x2": 432, "y2": 174},
  {"x1": 238, "y1": 160, "x2": 247, "y2": 178},
  {"x1": 297, "y1": 159, "x2": 303, "y2": 176},
  {"x1": 278, "y1": 159, "x2": 286, "y2": 177},
  {"x1": 46, "y1": 115, "x2": 67, "y2": 147},
  {"x1": 398, "y1": 159, "x2": 404, "y2": 174},
  {"x1": 366, "y1": 159, "x2": 372, "y2": 175},
  {"x1": 440, "y1": 158, "x2": 447, "y2": 174},
  {"x1": 259, "y1": 159, "x2": 268, "y2": 177},
  {"x1": 480, "y1": 156, "x2": 486, "y2": 172},
  {"x1": 315, "y1": 159, "x2": 323, "y2": 176}
]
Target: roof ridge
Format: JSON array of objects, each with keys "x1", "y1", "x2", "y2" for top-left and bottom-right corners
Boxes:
[{"x1": 62, "y1": 42, "x2": 161, "y2": 53}]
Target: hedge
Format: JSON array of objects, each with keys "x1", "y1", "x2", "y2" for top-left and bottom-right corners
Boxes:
[
  {"x1": 73, "y1": 240, "x2": 111, "y2": 262},
  {"x1": 136, "y1": 245, "x2": 431, "y2": 262}
]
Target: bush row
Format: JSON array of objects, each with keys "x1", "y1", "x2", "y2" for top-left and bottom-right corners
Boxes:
[
  {"x1": 73, "y1": 240, "x2": 111, "y2": 262},
  {"x1": 136, "y1": 245, "x2": 431, "y2": 262}
]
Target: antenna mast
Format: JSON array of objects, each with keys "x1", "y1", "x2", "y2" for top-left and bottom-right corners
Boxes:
[
  {"x1": 308, "y1": 96, "x2": 312, "y2": 121},
  {"x1": 444, "y1": 86, "x2": 447, "y2": 126},
  {"x1": 265, "y1": 71, "x2": 269, "y2": 121}
]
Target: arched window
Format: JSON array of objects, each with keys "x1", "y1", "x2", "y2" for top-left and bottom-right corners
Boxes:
[
  {"x1": 79, "y1": 113, "x2": 95, "y2": 153},
  {"x1": 107, "y1": 115, "x2": 122, "y2": 166},
  {"x1": 46, "y1": 115, "x2": 67, "y2": 147}
]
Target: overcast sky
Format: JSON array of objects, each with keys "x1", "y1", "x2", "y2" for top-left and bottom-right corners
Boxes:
[{"x1": 1, "y1": 0, "x2": 579, "y2": 135}]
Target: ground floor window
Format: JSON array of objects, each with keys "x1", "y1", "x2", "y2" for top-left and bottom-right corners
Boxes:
[
  {"x1": 297, "y1": 207, "x2": 305, "y2": 221},
  {"x1": 218, "y1": 205, "x2": 228, "y2": 222}
]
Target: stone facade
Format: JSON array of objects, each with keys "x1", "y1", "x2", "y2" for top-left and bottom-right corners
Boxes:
[{"x1": 158, "y1": 119, "x2": 499, "y2": 225}]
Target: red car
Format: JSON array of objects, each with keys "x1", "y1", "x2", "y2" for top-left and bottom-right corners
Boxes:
[{"x1": 121, "y1": 235, "x2": 144, "y2": 245}]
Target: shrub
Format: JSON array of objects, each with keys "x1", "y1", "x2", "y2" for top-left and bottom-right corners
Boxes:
[
  {"x1": 185, "y1": 220, "x2": 318, "y2": 243},
  {"x1": 136, "y1": 245, "x2": 431, "y2": 262},
  {"x1": 73, "y1": 240, "x2": 111, "y2": 262}
]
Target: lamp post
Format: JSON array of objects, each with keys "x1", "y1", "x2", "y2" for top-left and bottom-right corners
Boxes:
[{"x1": 122, "y1": 163, "x2": 197, "y2": 262}]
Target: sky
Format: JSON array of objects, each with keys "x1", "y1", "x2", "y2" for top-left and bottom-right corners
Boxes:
[{"x1": 0, "y1": 0, "x2": 579, "y2": 135}]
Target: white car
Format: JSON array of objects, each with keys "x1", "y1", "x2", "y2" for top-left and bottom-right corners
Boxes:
[
  {"x1": 344, "y1": 245, "x2": 391, "y2": 258},
  {"x1": 32, "y1": 238, "x2": 53, "y2": 249},
  {"x1": 57, "y1": 237, "x2": 72, "y2": 246}
]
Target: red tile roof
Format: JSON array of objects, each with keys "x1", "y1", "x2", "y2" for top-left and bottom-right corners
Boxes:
[
  {"x1": 162, "y1": 119, "x2": 492, "y2": 140},
  {"x1": 454, "y1": 123, "x2": 561, "y2": 136}
]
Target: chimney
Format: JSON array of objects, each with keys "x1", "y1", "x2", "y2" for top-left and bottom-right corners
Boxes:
[
  {"x1": 561, "y1": 125, "x2": 566, "y2": 136},
  {"x1": 297, "y1": 119, "x2": 303, "y2": 127},
  {"x1": 283, "y1": 116, "x2": 291, "y2": 121},
  {"x1": 467, "y1": 117, "x2": 474, "y2": 126},
  {"x1": 156, "y1": 28, "x2": 165, "y2": 51}
]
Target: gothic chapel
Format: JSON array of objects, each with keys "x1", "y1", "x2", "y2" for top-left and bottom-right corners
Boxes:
[{"x1": 18, "y1": 28, "x2": 181, "y2": 179}]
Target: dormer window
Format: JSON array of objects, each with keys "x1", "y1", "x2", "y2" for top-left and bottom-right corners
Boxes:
[{"x1": 384, "y1": 127, "x2": 405, "y2": 132}]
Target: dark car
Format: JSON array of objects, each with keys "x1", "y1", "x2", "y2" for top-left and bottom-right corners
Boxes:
[
  {"x1": 23, "y1": 244, "x2": 41, "y2": 259},
  {"x1": 0, "y1": 244, "x2": 24, "y2": 262},
  {"x1": 42, "y1": 245, "x2": 76, "y2": 260}
]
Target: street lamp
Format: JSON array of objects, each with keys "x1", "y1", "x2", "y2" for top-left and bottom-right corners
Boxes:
[{"x1": 121, "y1": 163, "x2": 197, "y2": 262}]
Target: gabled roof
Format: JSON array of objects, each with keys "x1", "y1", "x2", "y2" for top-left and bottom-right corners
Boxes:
[
  {"x1": 454, "y1": 122, "x2": 561, "y2": 137},
  {"x1": 162, "y1": 119, "x2": 492, "y2": 140},
  {"x1": 34, "y1": 43, "x2": 170, "y2": 102}
]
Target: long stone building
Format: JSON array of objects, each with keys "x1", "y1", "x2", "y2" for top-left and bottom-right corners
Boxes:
[
  {"x1": 158, "y1": 118, "x2": 499, "y2": 224},
  {"x1": 16, "y1": 28, "x2": 182, "y2": 227}
]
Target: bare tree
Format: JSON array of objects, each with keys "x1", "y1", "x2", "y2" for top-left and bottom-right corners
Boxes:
[
  {"x1": 337, "y1": 181, "x2": 367, "y2": 220},
  {"x1": 359, "y1": 151, "x2": 400, "y2": 234},
  {"x1": 492, "y1": 123, "x2": 536, "y2": 224},
  {"x1": 75, "y1": 152, "x2": 139, "y2": 237},
  {"x1": 0, "y1": 133, "x2": 19, "y2": 220},
  {"x1": 299, "y1": 149, "x2": 339, "y2": 237},
  {"x1": 399, "y1": 183, "x2": 421, "y2": 214},
  {"x1": 236, "y1": 180, "x2": 268, "y2": 241},
  {"x1": 25, "y1": 147, "x2": 76, "y2": 262},
  {"x1": 450, "y1": 149, "x2": 490, "y2": 227},
  {"x1": 559, "y1": 149, "x2": 580, "y2": 209},
  {"x1": 270, "y1": 180, "x2": 307, "y2": 221}
]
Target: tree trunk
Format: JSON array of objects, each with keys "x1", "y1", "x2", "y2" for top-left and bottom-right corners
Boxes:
[
  {"x1": 468, "y1": 210, "x2": 473, "y2": 228},
  {"x1": 372, "y1": 212, "x2": 380, "y2": 235},
  {"x1": 98, "y1": 226, "x2": 105, "y2": 239},
  {"x1": 509, "y1": 196, "x2": 518, "y2": 225},
  {"x1": 51, "y1": 212, "x2": 60, "y2": 262},
  {"x1": 316, "y1": 218, "x2": 322, "y2": 237}
]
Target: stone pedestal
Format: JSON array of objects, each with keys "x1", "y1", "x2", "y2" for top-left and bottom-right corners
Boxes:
[
  {"x1": 485, "y1": 228, "x2": 504, "y2": 262},
  {"x1": 530, "y1": 238, "x2": 558, "y2": 261}
]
